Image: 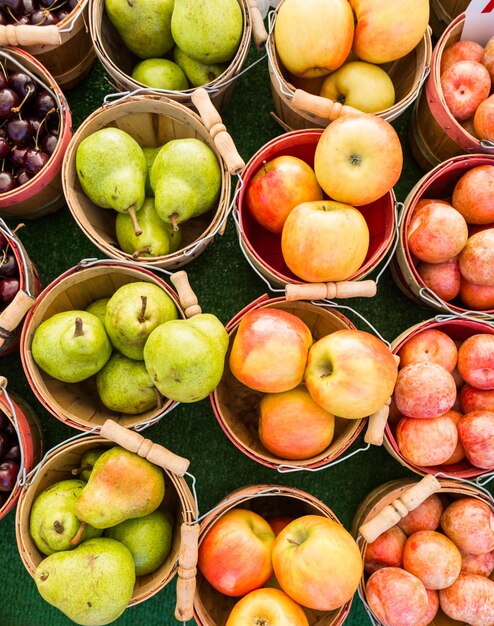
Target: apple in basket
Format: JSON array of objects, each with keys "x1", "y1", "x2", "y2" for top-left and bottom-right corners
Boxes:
[
  {"x1": 440, "y1": 60, "x2": 491, "y2": 121},
  {"x1": 225, "y1": 588, "x2": 309, "y2": 626}
]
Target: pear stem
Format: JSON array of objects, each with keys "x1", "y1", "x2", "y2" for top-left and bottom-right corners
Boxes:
[
  {"x1": 132, "y1": 246, "x2": 151, "y2": 259},
  {"x1": 70, "y1": 464, "x2": 91, "y2": 476},
  {"x1": 70, "y1": 521, "x2": 87, "y2": 546},
  {"x1": 138, "y1": 296, "x2": 147, "y2": 324},
  {"x1": 170, "y1": 213, "x2": 180, "y2": 232},
  {"x1": 154, "y1": 387, "x2": 163, "y2": 409},
  {"x1": 128, "y1": 206, "x2": 143, "y2": 237},
  {"x1": 74, "y1": 317, "x2": 84, "y2": 337}
]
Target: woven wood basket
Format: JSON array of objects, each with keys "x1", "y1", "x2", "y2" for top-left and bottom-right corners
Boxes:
[
  {"x1": 0, "y1": 48, "x2": 71, "y2": 220},
  {"x1": 89, "y1": 0, "x2": 267, "y2": 113},
  {"x1": 0, "y1": 0, "x2": 96, "y2": 90},
  {"x1": 193, "y1": 484, "x2": 354, "y2": 626},
  {"x1": 62, "y1": 91, "x2": 244, "y2": 270},
  {"x1": 15, "y1": 422, "x2": 195, "y2": 608},
  {"x1": 391, "y1": 153, "x2": 494, "y2": 317},
  {"x1": 429, "y1": 0, "x2": 470, "y2": 39},
  {"x1": 385, "y1": 317, "x2": 494, "y2": 480},
  {"x1": 352, "y1": 475, "x2": 494, "y2": 626},
  {"x1": 267, "y1": 2, "x2": 432, "y2": 132},
  {"x1": 210, "y1": 295, "x2": 366, "y2": 471},
  {"x1": 19, "y1": 260, "x2": 190, "y2": 431},
  {"x1": 409, "y1": 13, "x2": 494, "y2": 171}
]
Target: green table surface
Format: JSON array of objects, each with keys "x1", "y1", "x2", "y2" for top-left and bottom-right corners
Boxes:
[{"x1": 0, "y1": 39, "x2": 492, "y2": 626}]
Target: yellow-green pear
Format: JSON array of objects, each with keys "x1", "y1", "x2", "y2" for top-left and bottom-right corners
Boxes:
[
  {"x1": 132, "y1": 59, "x2": 189, "y2": 90},
  {"x1": 173, "y1": 46, "x2": 227, "y2": 87},
  {"x1": 142, "y1": 146, "x2": 161, "y2": 196},
  {"x1": 85, "y1": 299, "x2": 110, "y2": 326}
]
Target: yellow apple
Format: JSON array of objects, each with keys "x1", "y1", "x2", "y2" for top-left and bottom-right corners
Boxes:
[
  {"x1": 274, "y1": 0, "x2": 354, "y2": 78},
  {"x1": 349, "y1": 0, "x2": 429, "y2": 64},
  {"x1": 320, "y1": 61, "x2": 395, "y2": 113},
  {"x1": 226, "y1": 588, "x2": 309, "y2": 626}
]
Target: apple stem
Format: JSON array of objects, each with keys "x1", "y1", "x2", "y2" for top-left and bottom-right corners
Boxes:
[
  {"x1": 262, "y1": 159, "x2": 267, "y2": 173},
  {"x1": 53, "y1": 520, "x2": 64, "y2": 534},
  {"x1": 170, "y1": 213, "x2": 179, "y2": 232},
  {"x1": 138, "y1": 296, "x2": 147, "y2": 324},
  {"x1": 287, "y1": 538, "x2": 301, "y2": 546},
  {"x1": 128, "y1": 206, "x2": 143, "y2": 237},
  {"x1": 74, "y1": 317, "x2": 84, "y2": 338},
  {"x1": 132, "y1": 246, "x2": 151, "y2": 259},
  {"x1": 69, "y1": 521, "x2": 87, "y2": 546}
]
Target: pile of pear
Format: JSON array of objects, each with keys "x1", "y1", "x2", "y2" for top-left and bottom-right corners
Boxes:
[
  {"x1": 104, "y1": 0, "x2": 244, "y2": 91},
  {"x1": 75, "y1": 126, "x2": 222, "y2": 259},
  {"x1": 31, "y1": 281, "x2": 229, "y2": 411},
  {"x1": 30, "y1": 446, "x2": 174, "y2": 626}
]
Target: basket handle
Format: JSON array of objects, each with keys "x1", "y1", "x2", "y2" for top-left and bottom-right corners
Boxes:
[
  {"x1": 247, "y1": 0, "x2": 269, "y2": 47},
  {"x1": 0, "y1": 24, "x2": 61, "y2": 46},
  {"x1": 358, "y1": 474, "x2": 442, "y2": 543},
  {"x1": 174, "y1": 523, "x2": 200, "y2": 621},
  {"x1": 285, "y1": 280, "x2": 377, "y2": 301},
  {"x1": 170, "y1": 271, "x2": 202, "y2": 318},
  {"x1": 191, "y1": 88, "x2": 245, "y2": 175},
  {"x1": 0, "y1": 289, "x2": 36, "y2": 348},
  {"x1": 292, "y1": 89, "x2": 363, "y2": 120},
  {"x1": 364, "y1": 355, "x2": 400, "y2": 446},
  {"x1": 99, "y1": 419, "x2": 190, "y2": 477}
]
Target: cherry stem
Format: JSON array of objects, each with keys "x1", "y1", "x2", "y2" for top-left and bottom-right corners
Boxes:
[
  {"x1": 12, "y1": 86, "x2": 33, "y2": 115},
  {"x1": 171, "y1": 213, "x2": 179, "y2": 232},
  {"x1": 74, "y1": 317, "x2": 84, "y2": 337},
  {"x1": 138, "y1": 296, "x2": 147, "y2": 324},
  {"x1": 0, "y1": 61, "x2": 7, "y2": 82},
  {"x1": 35, "y1": 107, "x2": 57, "y2": 150},
  {"x1": 69, "y1": 521, "x2": 87, "y2": 546}
]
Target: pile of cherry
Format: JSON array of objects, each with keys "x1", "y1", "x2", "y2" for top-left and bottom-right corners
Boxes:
[
  {"x1": 0, "y1": 0, "x2": 78, "y2": 26},
  {"x1": 0, "y1": 408, "x2": 20, "y2": 508},
  {"x1": 0, "y1": 64, "x2": 59, "y2": 193}
]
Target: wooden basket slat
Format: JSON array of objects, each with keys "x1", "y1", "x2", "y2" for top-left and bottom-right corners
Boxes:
[{"x1": 429, "y1": 0, "x2": 470, "y2": 37}]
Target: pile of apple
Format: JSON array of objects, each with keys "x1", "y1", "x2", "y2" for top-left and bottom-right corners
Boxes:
[
  {"x1": 227, "y1": 307, "x2": 397, "y2": 461},
  {"x1": 439, "y1": 35, "x2": 494, "y2": 141},
  {"x1": 408, "y1": 165, "x2": 494, "y2": 311},
  {"x1": 198, "y1": 507, "x2": 363, "y2": 624},
  {"x1": 390, "y1": 326, "x2": 494, "y2": 472},
  {"x1": 274, "y1": 0, "x2": 429, "y2": 113},
  {"x1": 363, "y1": 492, "x2": 494, "y2": 626}
]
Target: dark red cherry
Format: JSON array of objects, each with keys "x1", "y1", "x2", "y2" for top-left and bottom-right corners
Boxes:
[
  {"x1": 30, "y1": 8, "x2": 58, "y2": 24},
  {"x1": 0, "y1": 136, "x2": 9, "y2": 159},
  {"x1": 16, "y1": 169, "x2": 32, "y2": 186},
  {"x1": 8, "y1": 72, "x2": 36, "y2": 101},
  {"x1": 6, "y1": 118, "x2": 33, "y2": 145},
  {"x1": 34, "y1": 89, "x2": 56, "y2": 116},
  {"x1": 0, "y1": 172, "x2": 17, "y2": 193},
  {"x1": 8, "y1": 145, "x2": 28, "y2": 167},
  {"x1": 0, "y1": 460, "x2": 19, "y2": 491},
  {"x1": 24, "y1": 148, "x2": 49, "y2": 173},
  {"x1": 0, "y1": 277, "x2": 19, "y2": 303},
  {"x1": 0, "y1": 89, "x2": 20, "y2": 119},
  {"x1": 0, "y1": 0, "x2": 22, "y2": 15},
  {"x1": 41, "y1": 133, "x2": 57, "y2": 155},
  {"x1": 0, "y1": 252, "x2": 17, "y2": 277}
]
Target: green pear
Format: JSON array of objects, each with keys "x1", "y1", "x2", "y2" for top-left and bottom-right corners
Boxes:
[
  {"x1": 132, "y1": 58, "x2": 189, "y2": 91},
  {"x1": 115, "y1": 198, "x2": 182, "y2": 258},
  {"x1": 173, "y1": 46, "x2": 227, "y2": 87},
  {"x1": 143, "y1": 314, "x2": 228, "y2": 402},
  {"x1": 142, "y1": 146, "x2": 161, "y2": 196},
  {"x1": 85, "y1": 298, "x2": 110, "y2": 326},
  {"x1": 75, "y1": 447, "x2": 165, "y2": 529},
  {"x1": 76, "y1": 128, "x2": 147, "y2": 236},
  {"x1": 105, "y1": 0, "x2": 174, "y2": 59},
  {"x1": 29, "y1": 480, "x2": 103, "y2": 556},
  {"x1": 104, "y1": 282, "x2": 178, "y2": 360},
  {"x1": 71, "y1": 448, "x2": 107, "y2": 482},
  {"x1": 96, "y1": 352, "x2": 159, "y2": 414},
  {"x1": 150, "y1": 138, "x2": 221, "y2": 228},
  {"x1": 35, "y1": 537, "x2": 135, "y2": 626},
  {"x1": 105, "y1": 508, "x2": 173, "y2": 576},
  {"x1": 187, "y1": 313, "x2": 229, "y2": 355},
  {"x1": 171, "y1": 0, "x2": 243, "y2": 64},
  {"x1": 32, "y1": 311, "x2": 112, "y2": 383}
]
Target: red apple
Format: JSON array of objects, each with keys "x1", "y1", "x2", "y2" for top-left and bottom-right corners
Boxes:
[
  {"x1": 272, "y1": 515, "x2": 363, "y2": 610},
  {"x1": 441, "y1": 60, "x2": 491, "y2": 121},
  {"x1": 225, "y1": 588, "x2": 309, "y2": 626},
  {"x1": 397, "y1": 493, "x2": 444, "y2": 536},
  {"x1": 407, "y1": 201, "x2": 468, "y2": 264},
  {"x1": 461, "y1": 550, "x2": 494, "y2": 577},
  {"x1": 364, "y1": 525, "x2": 407, "y2": 574},
  {"x1": 397, "y1": 328, "x2": 458, "y2": 372},
  {"x1": 229, "y1": 308, "x2": 313, "y2": 393},
  {"x1": 258, "y1": 386, "x2": 335, "y2": 460},
  {"x1": 246, "y1": 156, "x2": 323, "y2": 234},
  {"x1": 460, "y1": 384, "x2": 494, "y2": 413},
  {"x1": 460, "y1": 278, "x2": 494, "y2": 310},
  {"x1": 457, "y1": 410, "x2": 494, "y2": 469},
  {"x1": 482, "y1": 33, "x2": 494, "y2": 83},
  {"x1": 439, "y1": 572, "x2": 494, "y2": 626},
  {"x1": 304, "y1": 329, "x2": 398, "y2": 420},
  {"x1": 457, "y1": 334, "x2": 494, "y2": 389},
  {"x1": 459, "y1": 229, "x2": 494, "y2": 287},
  {"x1": 474, "y1": 95, "x2": 494, "y2": 142},
  {"x1": 441, "y1": 40, "x2": 485, "y2": 74},
  {"x1": 441, "y1": 498, "x2": 494, "y2": 555},
  {"x1": 442, "y1": 410, "x2": 466, "y2": 465},
  {"x1": 197, "y1": 508, "x2": 275, "y2": 596},
  {"x1": 396, "y1": 414, "x2": 458, "y2": 467},
  {"x1": 417, "y1": 589, "x2": 439, "y2": 626},
  {"x1": 417, "y1": 257, "x2": 461, "y2": 302},
  {"x1": 403, "y1": 530, "x2": 462, "y2": 590},
  {"x1": 281, "y1": 200, "x2": 370, "y2": 282},
  {"x1": 452, "y1": 165, "x2": 494, "y2": 225}
]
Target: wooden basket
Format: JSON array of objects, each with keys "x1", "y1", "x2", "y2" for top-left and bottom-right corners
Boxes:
[
  {"x1": 15, "y1": 421, "x2": 195, "y2": 609},
  {"x1": 391, "y1": 153, "x2": 494, "y2": 317},
  {"x1": 352, "y1": 475, "x2": 494, "y2": 626},
  {"x1": 89, "y1": 0, "x2": 267, "y2": 112},
  {"x1": 61, "y1": 91, "x2": 244, "y2": 270},
  {"x1": 0, "y1": 0, "x2": 96, "y2": 90},
  {"x1": 0, "y1": 48, "x2": 72, "y2": 220},
  {"x1": 194, "y1": 484, "x2": 353, "y2": 626},
  {"x1": 210, "y1": 295, "x2": 366, "y2": 470},
  {"x1": 235, "y1": 129, "x2": 395, "y2": 300},
  {"x1": 0, "y1": 379, "x2": 43, "y2": 521},
  {"x1": 267, "y1": 3, "x2": 432, "y2": 131},
  {"x1": 386, "y1": 317, "x2": 494, "y2": 480},
  {"x1": 429, "y1": 0, "x2": 470, "y2": 39},
  {"x1": 19, "y1": 260, "x2": 188, "y2": 431},
  {"x1": 409, "y1": 13, "x2": 494, "y2": 171}
]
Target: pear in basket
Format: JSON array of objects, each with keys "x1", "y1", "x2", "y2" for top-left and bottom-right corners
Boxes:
[
  {"x1": 85, "y1": 298, "x2": 110, "y2": 326},
  {"x1": 142, "y1": 146, "x2": 160, "y2": 195},
  {"x1": 76, "y1": 128, "x2": 147, "y2": 237},
  {"x1": 35, "y1": 537, "x2": 135, "y2": 626},
  {"x1": 150, "y1": 137, "x2": 221, "y2": 230},
  {"x1": 105, "y1": 0, "x2": 174, "y2": 59},
  {"x1": 173, "y1": 46, "x2": 227, "y2": 88}
]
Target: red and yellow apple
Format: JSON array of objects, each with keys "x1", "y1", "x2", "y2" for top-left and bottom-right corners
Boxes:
[
  {"x1": 461, "y1": 550, "x2": 494, "y2": 577},
  {"x1": 397, "y1": 328, "x2": 458, "y2": 372},
  {"x1": 457, "y1": 334, "x2": 494, "y2": 389},
  {"x1": 441, "y1": 498, "x2": 494, "y2": 555},
  {"x1": 396, "y1": 413, "x2": 459, "y2": 467},
  {"x1": 246, "y1": 155, "x2": 322, "y2": 234},
  {"x1": 460, "y1": 279, "x2": 494, "y2": 310},
  {"x1": 460, "y1": 383, "x2": 494, "y2": 413},
  {"x1": 441, "y1": 40, "x2": 485, "y2": 75},
  {"x1": 304, "y1": 329, "x2": 398, "y2": 419},
  {"x1": 225, "y1": 588, "x2": 309, "y2": 626},
  {"x1": 442, "y1": 410, "x2": 466, "y2": 465},
  {"x1": 417, "y1": 257, "x2": 461, "y2": 302},
  {"x1": 441, "y1": 60, "x2": 491, "y2": 121},
  {"x1": 402, "y1": 530, "x2": 462, "y2": 590},
  {"x1": 439, "y1": 572, "x2": 494, "y2": 626},
  {"x1": 474, "y1": 95, "x2": 494, "y2": 142},
  {"x1": 482, "y1": 33, "x2": 494, "y2": 83},
  {"x1": 281, "y1": 200, "x2": 369, "y2": 282},
  {"x1": 397, "y1": 494, "x2": 444, "y2": 536},
  {"x1": 459, "y1": 229, "x2": 494, "y2": 287},
  {"x1": 458, "y1": 410, "x2": 494, "y2": 469},
  {"x1": 452, "y1": 165, "x2": 494, "y2": 225},
  {"x1": 364, "y1": 526, "x2": 407, "y2": 574}
]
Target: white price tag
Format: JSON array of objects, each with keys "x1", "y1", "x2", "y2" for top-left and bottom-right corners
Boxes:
[{"x1": 461, "y1": 0, "x2": 494, "y2": 45}]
